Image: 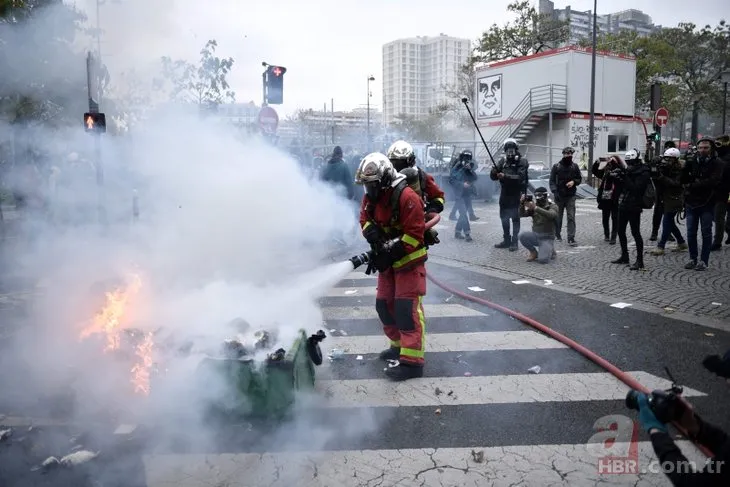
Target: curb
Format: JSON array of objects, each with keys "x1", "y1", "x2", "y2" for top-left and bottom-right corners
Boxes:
[{"x1": 427, "y1": 255, "x2": 730, "y2": 334}]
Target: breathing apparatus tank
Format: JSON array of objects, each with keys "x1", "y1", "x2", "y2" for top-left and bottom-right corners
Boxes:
[{"x1": 401, "y1": 167, "x2": 423, "y2": 198}]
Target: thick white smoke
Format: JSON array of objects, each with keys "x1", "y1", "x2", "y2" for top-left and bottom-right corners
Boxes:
[{"x1": 1, "y1": 1, "x2": 382, "y2": 483}]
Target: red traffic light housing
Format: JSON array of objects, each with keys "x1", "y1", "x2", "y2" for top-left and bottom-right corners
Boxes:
[{"x1": 84, "y1": 112, "x2": 107, "y2": 133}]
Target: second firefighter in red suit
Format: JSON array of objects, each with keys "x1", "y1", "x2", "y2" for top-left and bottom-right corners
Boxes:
[
  {"x1": 355, "y1": 152, "x2": 428, "y2": 381},
  {"x1": 386, "y1": 140, "x2": 445, "y2": 215}
]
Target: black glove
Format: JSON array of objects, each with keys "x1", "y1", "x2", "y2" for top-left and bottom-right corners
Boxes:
[
  {"x1": 424, "y1": 228, "x2": 440, "y2": 246},
  {"x1": 425, "y1": 200, "x2": 444, "y2": 214},
  {"x1": 363, "y1": 223, "x2": 385, "y2": 245}
]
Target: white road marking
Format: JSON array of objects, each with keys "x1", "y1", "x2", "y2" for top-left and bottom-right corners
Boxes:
[
  {"x1": 315, "y1": 371, "x2": 706, "y2": 408},
  {"x1": 321, "y1": 304, "x2": 486, "y2": 320},
  {"x1": 326, "y1": 331, "x2": 568, "y2": 355},
  {"x1": 323, "y1": 286, "x2": 377, "y2": 297},
  {"x1": 143, "y1": 441, "x2": 704, "y2": 487}
]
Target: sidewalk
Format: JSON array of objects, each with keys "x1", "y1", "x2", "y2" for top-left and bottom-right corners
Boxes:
[{"x1": 430, "y1": 199, "x2": 730, "y2": 322}]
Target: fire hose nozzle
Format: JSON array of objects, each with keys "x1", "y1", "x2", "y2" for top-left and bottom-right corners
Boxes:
[{"x1": 349, "y1": 251, "x2": 372, "y2": 270}]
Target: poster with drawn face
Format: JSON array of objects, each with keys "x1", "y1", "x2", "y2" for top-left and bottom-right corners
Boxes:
[{"x1": 477, "y1": 74, "x2": 502, "y2": 119}]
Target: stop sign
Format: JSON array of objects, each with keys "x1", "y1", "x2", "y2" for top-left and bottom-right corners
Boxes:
[
  {"x1": 654, "y1": 107, "x2": 669, "y2": 128},
  {"x1": 258, "y1": 106, "x2": 279, "y2": 133}
]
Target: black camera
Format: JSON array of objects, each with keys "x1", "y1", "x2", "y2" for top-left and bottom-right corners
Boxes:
[
  {"x1": 524, "y1": 195, "x2": 533, "y2": 202},
  {"x1": 625, "y1": 368, "x2": 686, "y2": 424}
]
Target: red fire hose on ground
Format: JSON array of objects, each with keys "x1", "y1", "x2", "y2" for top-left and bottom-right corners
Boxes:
[{"x1": 422, "y1": 213, "x2": 714, "y2": 458}]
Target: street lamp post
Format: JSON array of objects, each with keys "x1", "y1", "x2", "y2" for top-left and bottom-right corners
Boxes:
[
  {"x1": 367, "y1": 75, "x2": 375, "y2": 152},
  {"x1": 587, "y1": 0, "x2": 598, "y2": 170},
  {"x1": 721, "y1": 70, "x2": 730, "y2": 134}
]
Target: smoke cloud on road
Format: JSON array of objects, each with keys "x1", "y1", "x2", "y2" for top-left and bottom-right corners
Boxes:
[{"x1": 1, "y1": 2, "x2": 380, "y2": 484}]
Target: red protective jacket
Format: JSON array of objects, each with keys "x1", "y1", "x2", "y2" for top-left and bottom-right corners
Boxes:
[
  {"x1": 422, "y1": 170, "x2": 445, "y2": 209},
  {"x1": 359, "y1": 184, "x2": 427, "y2": 270}
]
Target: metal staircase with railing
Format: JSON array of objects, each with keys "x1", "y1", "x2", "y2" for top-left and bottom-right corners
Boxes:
[{"x1": 479, "y1": 84, "x2": 567, "y2": 162}]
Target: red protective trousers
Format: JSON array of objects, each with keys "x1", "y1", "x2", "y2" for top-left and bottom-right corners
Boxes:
[{"x1": 375, "y1": 262, "x2": 427, "y2": 366}]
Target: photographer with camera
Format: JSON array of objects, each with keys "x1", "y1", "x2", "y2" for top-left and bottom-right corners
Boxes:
[
  {"x1": 592, "y1": 156, "x2": 624, "y2": 244},
  {"x1": 517, "y1": 187, "x2": 558, "y2": 263},
  {"x1": 627, "y1": 363, "x2": 729, "y2": 486},
  {"x1": 609, "y1": 150, "x2": 650, "y2": 270},
  {"x1": 650, "y1": 148, "x2": 688, "y2": 256}
]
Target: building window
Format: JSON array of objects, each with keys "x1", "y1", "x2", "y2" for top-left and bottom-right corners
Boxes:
[{"x1": 607, "y1": 135, "x2": 629, "y2": 153}]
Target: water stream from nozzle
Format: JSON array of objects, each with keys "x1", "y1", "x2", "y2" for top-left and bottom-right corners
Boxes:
[{"x1": 286, "y1": 260, "x2": 358, "y2": 300}]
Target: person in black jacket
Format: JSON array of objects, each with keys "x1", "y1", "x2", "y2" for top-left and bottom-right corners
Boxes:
[
  {"x1": 592, "y1": 156, "x2": 624, "y2": 244},
  {"x1": 680, "y1": 137, "x2": 723, "y2": 270},
  {"x1": 490, "y1": 138, "x2": 528, "y2": 251},
  {"x1": 549, "y1": 146, "x2": 582, "y2": 246},
  {"x1": 632, "y1": 355, "x2": 729, "y2": 486},
  {"x1": 610, "y1": 150, "x2": 650, "y2": 270}
]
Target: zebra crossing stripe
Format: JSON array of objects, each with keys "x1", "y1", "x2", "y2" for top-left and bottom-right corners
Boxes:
[
  {"x1": 321, "y1": 303, "x2": 486, "y2": 320},
  {"x1": 315, "y1": 371, "x2": 706, "y2": 408},
  {"x1": 326, "y1": 330, "x2": 568, "y2": 354},
  {"x1": 142, "y1": 441, "x2": 708, "y2": 487},
  {"x1": 323, "y1": 286, "x2": 377, "y2": 297}
]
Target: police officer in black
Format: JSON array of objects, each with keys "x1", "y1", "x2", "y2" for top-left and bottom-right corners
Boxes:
[{"x1": 490, "y1": 138, "x2": 528, "y2": 251}]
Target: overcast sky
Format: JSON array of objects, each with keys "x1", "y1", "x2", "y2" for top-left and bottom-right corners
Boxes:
[{"x1": 73, "y1": 0, "x2": 725, "y2": 117}]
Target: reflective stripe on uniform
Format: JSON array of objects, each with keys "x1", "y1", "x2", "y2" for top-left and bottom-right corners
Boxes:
[
  {"x1": 400, "y1": 296, "x2": 426, "y2": 360},
  {"x1": 433, "y1": 197, "x2": 445, "y2": 205},
  {"x1": 362, "y1": 221, "x2": 372, "y2": 230},
  {"x1": 401, "y1": 234, "x2": 420, "y2": 247},
  {"x1": 393, "y1": 247, "x2": 427, "y2": 269},
  {"x1": 390, "y1": 340, "x2": 400, "y2": 348}
]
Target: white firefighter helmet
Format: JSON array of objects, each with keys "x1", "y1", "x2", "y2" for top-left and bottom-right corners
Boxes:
[
  {"x1": 355, "y1": 152, "x2": 396, "y2": 185},
  {"x1": 386, "y1": 140, "x2": 415, "y2": 168},
  {"x1": 624, "y1": 149, "x2": 640, "y2": 161},
  {"x1": 663, "y1": 147, "x2": 681, "y2": 159}
]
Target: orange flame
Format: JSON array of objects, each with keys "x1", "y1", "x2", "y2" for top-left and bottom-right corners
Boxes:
[
  {"x1": 79, "y1": 275, "x2": 142, "y2": 351},
  {"x1": 131, "y1": 332, "x2": 154, "y2": 395}
]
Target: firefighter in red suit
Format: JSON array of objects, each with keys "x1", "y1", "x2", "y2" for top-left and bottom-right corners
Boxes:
[
  {"x1": 355, "y1": 152, "x2": 428, "y2": 381},
  {"x1": 387, "y1": 140, "x2": 445, "y2": 215}
]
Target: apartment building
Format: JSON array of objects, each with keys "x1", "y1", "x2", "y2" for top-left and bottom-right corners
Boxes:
[
  {"x1": 382, "y1": 34, "x2": 471, "y2": 127},
  {"x1": 539, "y1": 0, "x2": 657, "y2": 45}
]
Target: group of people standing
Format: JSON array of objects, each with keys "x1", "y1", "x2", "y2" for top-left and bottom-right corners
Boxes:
[{"x1": 593, "y1": 135, "x2": 729, "y2": 271}]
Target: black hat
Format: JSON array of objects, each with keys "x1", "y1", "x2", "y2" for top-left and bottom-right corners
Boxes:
[
  {"x1": 333, "y1": 146, "x2": 343, "y2": 157},
  {"x1": 534, "y1": 186, "x2": 549, "y2": 195}
]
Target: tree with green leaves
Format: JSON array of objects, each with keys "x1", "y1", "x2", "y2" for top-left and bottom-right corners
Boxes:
[
  {"x1": 589, "y1": 21, "x2": 730, "y2": 140},
  {"x1": 0, "y1": 0, "x2": 87, "y2": 125},
  {"x1": 474, "y1": 0, "x2": 570, "y2": 63},
  {"x1": 159, "y1": 40, "x2": 235, "y2": 108}
]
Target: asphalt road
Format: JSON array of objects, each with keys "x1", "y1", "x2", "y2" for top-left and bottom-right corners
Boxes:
[{"x1": 1, "y1": 260, "x2": 728, "y2": 486}]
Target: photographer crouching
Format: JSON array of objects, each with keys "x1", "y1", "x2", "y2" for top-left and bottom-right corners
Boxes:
[
  {"x1": 627, "y1": 357, "x2": 730, "y2": 486},
  {"x1": 517, "y1": 187, "x2": 558, "y2": 263}
]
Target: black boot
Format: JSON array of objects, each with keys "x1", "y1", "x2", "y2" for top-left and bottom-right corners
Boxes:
[
  {"x1": 379, "y1": 347, "x2": 400, "y2": 361},
  {"x1": 611, "y1": 253, "x2": 629, "y2": 264},
  {"x1": 384, "y1": 362, "x2": 424, "y2": 381},
  {"x1": 495, "y1": 235, "x2": 511, "y2": 248},
  {"x1": 509, "y1": 235, "x2": 519, "y2": 251},
  {"x1": 629, "y1": 257, "x2": 645, "y2": 270}
]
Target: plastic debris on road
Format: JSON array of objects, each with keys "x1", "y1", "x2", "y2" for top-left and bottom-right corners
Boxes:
[
  {"x1": 528, "y1": 365, "x2": 541, "y2": 374},
  {"x1": 467, "y1": 286, "x2": 485, "y2": 292},
  {"x1": 328, "y1": 349, "x2": 345, "y2": 360}
]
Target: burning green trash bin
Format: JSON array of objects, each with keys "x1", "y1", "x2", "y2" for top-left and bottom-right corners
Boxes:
[{"x1": 196, "y1": 329, "x2": 326, "y2": 419}]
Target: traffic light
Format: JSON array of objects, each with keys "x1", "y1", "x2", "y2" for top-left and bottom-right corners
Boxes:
[
  {"x1": 265, "y1": 65, "x2": 286, "y2": 105},
  {"x1": 647, "y1": 132, "x2": 660, "y2": 142},
  {"x1": 84, "y1": 112, "x2": 106, "y2": 133}
]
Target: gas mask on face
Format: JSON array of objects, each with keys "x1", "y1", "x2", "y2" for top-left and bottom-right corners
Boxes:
[{"x1": 365, "y1": 182, "x2": 381, "y2": 200}]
